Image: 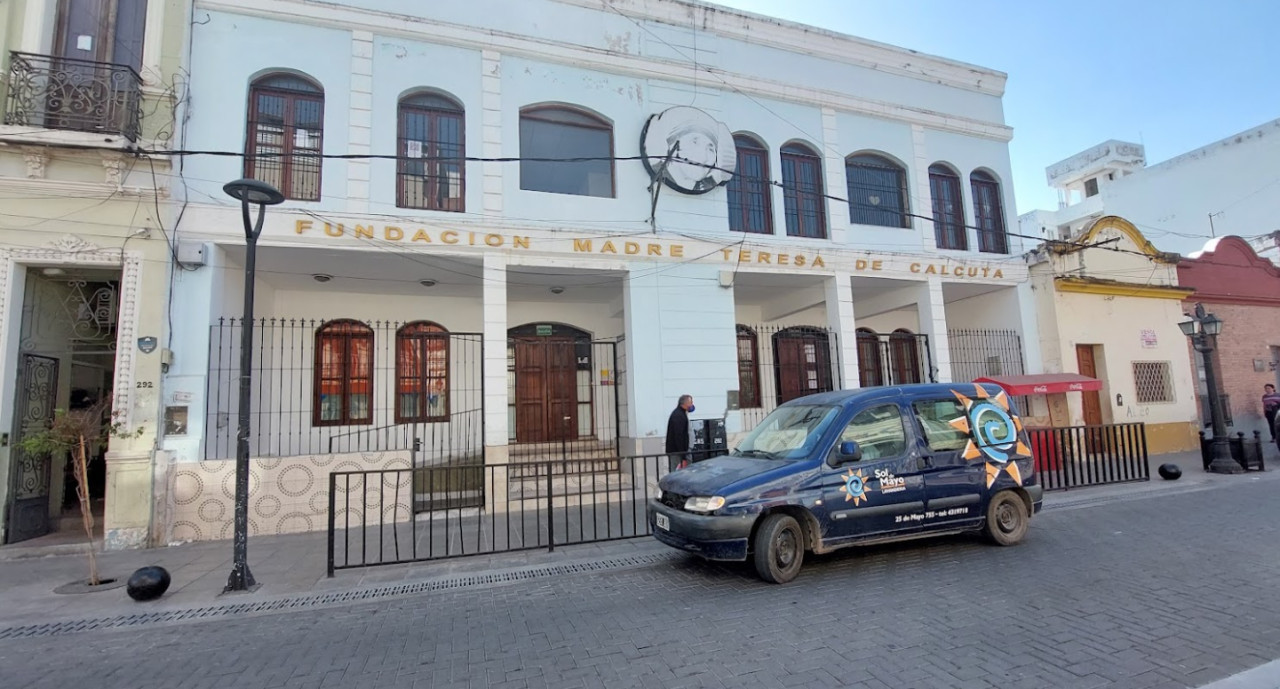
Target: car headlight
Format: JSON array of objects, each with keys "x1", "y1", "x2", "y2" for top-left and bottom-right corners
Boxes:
[{"x1": 684, "y1": 496, "x2": 726, "y2": 513}]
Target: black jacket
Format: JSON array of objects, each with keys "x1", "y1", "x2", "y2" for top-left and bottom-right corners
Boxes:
[{"x1": 665, "y1": 406, "x2": 689, "y2": 453}]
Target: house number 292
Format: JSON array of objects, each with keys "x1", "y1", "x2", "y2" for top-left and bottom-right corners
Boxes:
[{"x1": 136, "y1": 381, "x2": 154, "y2": 389}]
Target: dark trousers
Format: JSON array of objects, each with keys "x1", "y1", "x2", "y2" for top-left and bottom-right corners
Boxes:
[{"x1": 1267, "y1": 410, "x2": 1277, "y2": 440}]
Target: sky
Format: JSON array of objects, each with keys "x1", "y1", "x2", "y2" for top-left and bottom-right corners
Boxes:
[{"x1": 713, "y1": 0, "x2": 1280, "y2": 216}]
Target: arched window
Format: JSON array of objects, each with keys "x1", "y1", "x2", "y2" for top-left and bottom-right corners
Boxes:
[
  {"x1": 781, "y1": 142, "x2": 827, "y2": 238},
  {"x1": 726, "y1": 135, "x2": 772, "y2": 234},
  {"x1": 398, "y1": 92, "x2": 464, "y2": 211},
  {"x1": 929, "y1": 164, "x2": 966, "y2": 250},
  {"x1": 856, "y1": 328, "x2": 884, "y2": 388},
  {"x1": 889, "y1": 328, "x2": 923, "y2": 385},
  {"x1": 519, "y1": 105, "x2": 614, "y2": 197},
  {"x1": 314, "y1": 320, "x2": 373, "y2": 426},
  {"x1": 846, "y1": 153, "x2": 909, "y2": 228},
  {"x1": 773, "y1": 326, "x2": 832, "y2": 403},
  {"x1": 396, "y1": 321, "x2": 450, "y2": 423},
  {"x1": 736, "y1": 325, "x2": 761, "y2": 408},
  {"x1": 246, "y1": 73, "x2": 324, "y2": 201},
  {"x1": 971, "y1": 170, "x2": 1009, "y2": 254}
]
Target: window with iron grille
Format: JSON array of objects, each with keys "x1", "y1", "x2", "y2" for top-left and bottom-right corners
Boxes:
[
  {"x1": 397, "y1": 93, "x2": 464, "y2": 211},
  {"x1": 929, "y1": 164, "x2": 966, "y2": 250},
  {"x1": 314, "y1": 320, "x2": 373, "y2": 426},
  {"x1": 780, "y1": 142, "x2": 827, "y2": 239},
  {"x1": 735, "y1": 325, "x2": 761, "y2": 408},
  {"x1": 519, "y1": 106, "x2": 614, "y2": 197},
  {"x1": 846, "y1": 153, "x2": 909, "y2": 228},
  {"x1": 856, "y1": 328, "x2": 884, "y2": 387},
  {"x1": 726, "y1": 135, "x2": 773, "y2": 234},
  {"x1": 396, "y1": 321, "x2": 450, "y2": 423},
  {"x1": 1132, "y1": 361, "x2": 1175, "y2": 404},
  {"x1": 245, "y1": 73, "x2": 323, "y2": 201},
  {"x1": 971, "y1": 170, "x2": 1009, "y2": 254}
]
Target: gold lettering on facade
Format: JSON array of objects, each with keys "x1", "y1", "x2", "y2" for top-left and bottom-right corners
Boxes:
[
  {"x1": 514, "y1": 236, "x2": 531, "y2": 249},
  {"x1": 325, "y1": 223, "x2": 344, "y2": 237},
  {"x1": 758, "y1": 252, "x2": 771, "y2": 264},
  {"x1": 295, "y1": 219, "x2": 313, "y2": 234},
  {"x1": 778, "y1": 254, "x2": 789, "y2": 265},
  {"x1": 442, "y1": 231, "x2": 459, "y2": 244},
  {"x1": 647, "y1": 244, "x2": 662, "y2": 256},
  {"x1": 574, "y1": 239, "x2": 593, "y2": 252},
  {"x1": 601, "y1": 241, "x2": 617, "y2": 254},
  {"x1": 485, "y1": 233, "x2": 503, "y2": 247},
  {"x1": 412, "y1": 230, "x2": 431, "y2": 242},
  {"x1": 994, "y1": 269, "x2": 1004, "y2": 278},
  {"x1": 670, "y1": 245, "x2": 684, "y2": 258},
  {"x1": 872, "y1": 260, "x2": 883, "y2": 271},
  {"x1": 385, "y1": 226, "x2": 404, "y2": 241},
  {"x1": 910, "y1": 263, "x2": 921, "y2": 273},
  {"x1": 355, "y1": 225, "x2": 375, "y2": 240},
  {"x1": 813, "y1": 256, "x2": 825, "y2": 268},
  {"x1": 795, "y1": 255, "x2": 806, "y2": 267}
]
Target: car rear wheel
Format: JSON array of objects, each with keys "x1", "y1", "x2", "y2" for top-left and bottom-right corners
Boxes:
[
  {"x1": 753, "y1": 514, "x2": 804, "y2": 584},
  {"x1": 984, "y1": 490, "x2": 1028, "y2": 546}
]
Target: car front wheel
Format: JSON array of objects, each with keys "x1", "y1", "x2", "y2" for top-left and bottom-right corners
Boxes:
[{"x1": 753, "y1": 513, "x2": 804, "y2": 584}]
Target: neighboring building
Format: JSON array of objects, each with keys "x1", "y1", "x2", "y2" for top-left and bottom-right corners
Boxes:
[
  {"x1": 1018, "y1": 119, "x2": 1280, "y2": 256},
  {"x1": 1178, "y1": 236, "x2": 1280, "y2": 440},
  {"x1": 0, "y1": 0, "x2": 187, "y2": 547},
  {"x1": 157, "y1": 0, "x2": 1037, "y2": 542},
  {"x1": 1025, "y1": 216, "x2": 1198, "y2": 454}
]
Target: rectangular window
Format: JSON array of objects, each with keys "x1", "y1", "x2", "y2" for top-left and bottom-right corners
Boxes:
[
  {"x1": 398, "y1": 106, "x2": 464, "y2": 211},
  {"x1": 1084, "y1": 178, "x2": 1099, "y2": 197},
  {"x1": 929, "y1": 170, "x2": 966, "y2": 250},
  {"x1": 397, "y1": 330, "x2": 449, "y2": 422},
  {"x1": 972, "y1": 177, "x2": 1008, "y2": 254},
  {"x1": 519, "y1": 110, "x2": 614, "y2": 197},
  {"x1": 1133, "y1": 361, "x2": 1175, "y2": 404},
  {"x1": 727, "y1": 144, "x2": 772, "y2": 234},
  {"x1": 781, "y1": 150, "x2": 827, "y2": 239},
  {"x1": 912, "y1": 399, "x2": 970, "y2": 452}
]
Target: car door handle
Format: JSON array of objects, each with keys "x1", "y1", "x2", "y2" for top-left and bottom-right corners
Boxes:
[{"x1": 917, "y1": 456, "x2": 934, "y2": 470}]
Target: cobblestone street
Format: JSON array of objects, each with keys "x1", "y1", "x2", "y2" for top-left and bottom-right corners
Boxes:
[{"x1": 2, "y1": 478, "x2": 1278, "y2": 689}]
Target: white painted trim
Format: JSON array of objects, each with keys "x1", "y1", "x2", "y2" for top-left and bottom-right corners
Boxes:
[
  {"x1": 20, "y1": 0, "x2": 57, "y2": 54},
  {"x1": 557, "y1": 0, "x2": 1007, "y2": 96},
  {"x1": 0, "y1": 236, "x2": 145, "y2": 429},
  {"x1": 0, "y1": 175, "x2": 168, "y2": 200},
  {"x1": 141, "y1": 0, "x2": 168, "y2": 84},
  {"x1": 194, "y1": 0, "x2": 1013, "y2": 141}
]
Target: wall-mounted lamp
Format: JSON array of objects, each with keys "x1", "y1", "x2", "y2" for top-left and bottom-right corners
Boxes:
[
  {"x1": 419, "y1": 279, "x2": 437, "y2": 288},
  {"x1": 549, "y1": 286, "x2": 565, "y2": 295},
  {"x1": 312, "y1": 274, "x2": 332, "y2": 283}
]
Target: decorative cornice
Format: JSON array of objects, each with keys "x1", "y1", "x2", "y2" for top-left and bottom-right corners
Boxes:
[
  {"x1": 1055, "y1": 277, "x2": 1195, "y2": 300},
  {"x1": 1054, "y1": 215, "x2": 1178, "y2": 263},
  {"x1": 0, "y1": 175, "x2": 169, "y2": 200},
  {"x1": 196, "y1": 0, "x2": 1014, "y2": 141}
]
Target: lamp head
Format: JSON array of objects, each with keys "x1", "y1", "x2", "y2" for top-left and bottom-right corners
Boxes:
[{"x1": 223, "y1": 178, "x2": 285, "y2": 206}]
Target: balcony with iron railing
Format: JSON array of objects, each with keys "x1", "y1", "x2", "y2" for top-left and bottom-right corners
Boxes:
[{"x1": 3, "y1": 51, "x2": 143, "y2": 142}]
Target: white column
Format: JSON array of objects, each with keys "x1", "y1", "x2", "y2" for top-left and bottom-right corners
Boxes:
[
  {"x1": 346, "y1": 31, "x2": 374, "y2": 214},
  {"x1": 910, "y1": 124, "x2": 936, "y2": 252},
  {"x1": 824, "y1": 272, "x2": 859, "y2": 389},
  {"x1": 482, "y1": 254, "x2": 509, "y2": 458},
  {"x1": 481, "y1": 50, "x2": 503, "y2": 216},
  {"x1": 622, "y1": 269, "x2": 665, "y2": 455},
  {"x1": 917, "y1": 277, "x2": 953, "y2": 383},
  {"x1": 821, "y1": 107, "x2": 849, "y2": 245}
]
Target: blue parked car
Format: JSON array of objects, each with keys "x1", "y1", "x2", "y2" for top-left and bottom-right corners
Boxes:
[{"x1": 648, "y1": 383, "x2": 1043, "y2": 583}]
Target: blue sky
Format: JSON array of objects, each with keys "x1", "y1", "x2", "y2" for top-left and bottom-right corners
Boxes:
[{"x1": 714, "y1": 0, "x2": 1280, "y2": 215}]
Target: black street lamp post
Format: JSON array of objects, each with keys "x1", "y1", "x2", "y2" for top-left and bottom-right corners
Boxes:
[
  {"x1": 1179, "y1": 302, "x2": 1243, "y2": 475},
  {"x1": 222, "y1": 178, "x2": 285, "y2": 593}
]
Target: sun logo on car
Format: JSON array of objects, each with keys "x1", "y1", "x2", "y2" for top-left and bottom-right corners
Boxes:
[
  {"x1": 841, "y1": 468, "x2": 869, "y2": 505},
  {"x1": 950, "y1": 385, "x2": 1033, "y2": 488}
]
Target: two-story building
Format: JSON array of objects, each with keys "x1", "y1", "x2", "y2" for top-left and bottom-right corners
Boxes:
[
  {"x1": 157, "y1": 0, "x2": 1040, "y2": 542},
  {"x1": 0, "y1": 0, "x2": 187, "y2": 548}
]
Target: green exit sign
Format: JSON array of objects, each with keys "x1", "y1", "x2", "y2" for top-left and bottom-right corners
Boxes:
[{"x1": 536, "y1": 324, "x2": 554, "y2": 336}]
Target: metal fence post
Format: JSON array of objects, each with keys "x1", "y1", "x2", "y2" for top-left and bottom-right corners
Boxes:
[
  {"x1": 326, "y1": 472, "x2": 336, "y2": 578},
  {"x1": 546, "y1": 461, "x2": 555, "y2": 553}
]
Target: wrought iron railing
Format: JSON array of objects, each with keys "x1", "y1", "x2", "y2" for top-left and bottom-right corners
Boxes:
[
  {"x1": 4, "y1": 51, "x2": 143, "y2": 141},
  {"x1": 1026, "y1": 423, "x2": 1149, "y2": 491}
]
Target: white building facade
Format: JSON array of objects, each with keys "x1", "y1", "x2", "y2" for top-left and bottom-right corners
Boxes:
[
  {"x1": 1019, "y1": 118, "x2": 1280, "y2": 257},
  {"x1": 158, "y1": 0, "x2": 1036, "y2": 542}
]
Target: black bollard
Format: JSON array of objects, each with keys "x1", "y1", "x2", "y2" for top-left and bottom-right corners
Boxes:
[{"x1": 126, "y1": 566, "x2": 172, "y2": 602}]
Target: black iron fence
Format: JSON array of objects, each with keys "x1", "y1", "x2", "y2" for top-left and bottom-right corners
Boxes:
[
  {"x1": 4, "y1": 51, "x2": 143, "y2": 141},
  {"x1": 204, "y1": 319, "x2": 483, "y2": 461},
  {"x1": 506, "y1": 338, "x2": 621, "y2": 460},
  {"x1": 326, "y1": 450, "x2": 724, "y2": 574},
  {"x1": 1027, "y1": 423, "x2": 1149, "y2": 491},
  {"x1": 855, "y1": 331, "x2": 933, "y2": 388},
  {"x1": 737, "y1": 324, "x2": 843, "y2": 432}
]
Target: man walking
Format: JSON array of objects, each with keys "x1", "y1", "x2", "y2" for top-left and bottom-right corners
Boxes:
[
  {"x1": 665, "y1": 394, "x2": 694, "y2": 471},
  {"x1": 1262, "y1": 384, "x2": 1280, "y2": 442}
]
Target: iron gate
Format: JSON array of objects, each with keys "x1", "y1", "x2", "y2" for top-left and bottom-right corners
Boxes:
[{"x1": 6, "y1": 354, "x2": 59, "y2": 544}]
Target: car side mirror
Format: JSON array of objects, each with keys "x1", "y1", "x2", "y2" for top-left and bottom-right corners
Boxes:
[{"x1": 832, "y1": 440, "x2": 862, "y2": 465}]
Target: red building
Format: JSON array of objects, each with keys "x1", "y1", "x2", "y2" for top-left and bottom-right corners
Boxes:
[{"x1": 1177, "y1": 236, "x2": 1280, "y2": 440}]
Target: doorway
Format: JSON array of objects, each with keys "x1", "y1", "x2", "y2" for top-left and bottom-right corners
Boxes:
[
  {"x1": 508, "y1": 324, "x2": 591, "y2": 444},
  {"x1": 54, "y1": 0, "x2": 147, "y2": 70},
  {"x1": 773, "y1": 327, "x2": 833, "y2": 404},
  {"x1": 5, "y1": 269, "x2": 119, "y2": 544},
  {"x1": 1075, "y1": 344, "x2": 1103, "y2": 426}
]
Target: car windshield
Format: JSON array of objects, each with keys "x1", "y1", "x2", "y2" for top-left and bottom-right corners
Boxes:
[{"x1": 733, "y1": 404, "x2": 840, "y2": 460}]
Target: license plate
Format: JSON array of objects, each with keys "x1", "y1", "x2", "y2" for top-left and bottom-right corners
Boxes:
[{"x1": 655, "y1": 513, "x2": 670, "y2": 530}]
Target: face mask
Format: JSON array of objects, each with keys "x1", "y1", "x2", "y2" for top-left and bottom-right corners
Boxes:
[{"x1": 688, "y1": 405, "x2": 696, "y2": 413}]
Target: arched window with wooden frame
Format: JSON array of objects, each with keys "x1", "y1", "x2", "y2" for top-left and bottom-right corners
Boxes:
[
  {"x1": 773, "y1": 326, "x2": 832, "y2": 404},
  {"x1": 518, "y1": 105, "x2": 614, "y2": 198},
  {"x1": 397, "y1": 91, "x2": 465, "y2": 212},
  {"x1": 395, "y1": 321, "x2": 450, "y2": 423},
  {"x1": 780, "y1": 142, "x2": 827, "y2": 239},
  {"x1": 856, "y1": 328, "x2": 884, "y2": 388},
  {"x1": 314, "y1": 320, "x2": 373, "y2": 426},
  {"x1": 735, "y1": 325, "x2": 762, "y2": 409},
  {"x1": 971, "y1": 170, "x2": 1009, "y2": 254},
  {"x1": 929, "y1": 163, "x2": 966, "y2": 250},
  {"x1": 726, "y1": 134, "x2": 773, "y2": 234},
  {"x1": 846, "y1": 153, "x2": 910, "y2": 228},
  {"x1": 245, "y1": 72, "x2": 324, "y2": 201},
  {"x1": 889, "y1": 328, "x2": 923, "y2": 385}
]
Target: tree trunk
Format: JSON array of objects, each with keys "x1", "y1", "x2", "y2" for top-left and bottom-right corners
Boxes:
[{"x1": 75, "y1": 436, "x2": 98, "y2": 586}]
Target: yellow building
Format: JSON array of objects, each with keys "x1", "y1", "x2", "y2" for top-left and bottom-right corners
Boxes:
[
  {"x1": 0, "y1": 0, "x2": 187, "y2": 548},
  {"x1": 1025, "y1": 216, "x2": 1198, "y2": 454}
]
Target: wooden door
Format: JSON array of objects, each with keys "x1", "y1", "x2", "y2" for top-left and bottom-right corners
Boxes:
[
  {"x1": 1076, "y1": 344, "x2": 1104, "y2": 454},
  {"x1": 7, "y1": 355, "x2": 59, "y2": 544},
  {"x1": 513, "y1": 339, "x2": 578, "y2": 443},
  {"x1": 774, "y1": 331, "x2": 832, "y2": 404},
  {"x1": 55, "y1": 0, "x2": 147, "y2": 69}
]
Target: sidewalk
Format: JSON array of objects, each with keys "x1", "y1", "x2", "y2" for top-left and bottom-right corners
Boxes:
[{"x1": 0, "y1": 449, "x2": 1268, "y2": 633}]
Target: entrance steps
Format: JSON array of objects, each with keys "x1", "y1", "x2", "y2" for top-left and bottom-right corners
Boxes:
[{"x1": 506, "y1": 440, "x2": 628, "y2": 501}]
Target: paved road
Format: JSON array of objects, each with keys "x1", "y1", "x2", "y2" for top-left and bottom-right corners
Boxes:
[{"x1": 2, "y1": 479, "x2": 1278, "y2": 689}]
